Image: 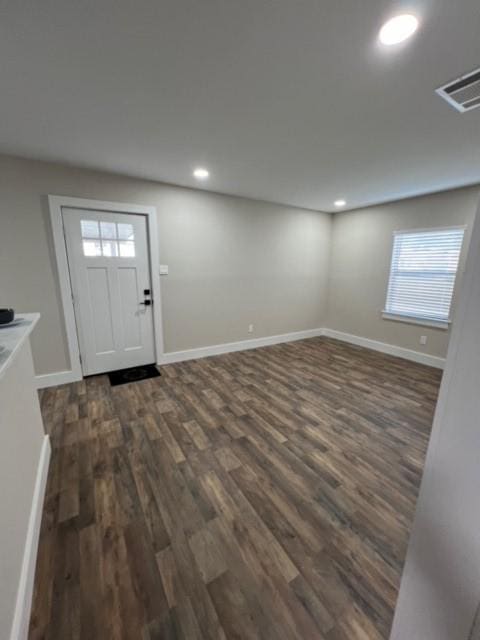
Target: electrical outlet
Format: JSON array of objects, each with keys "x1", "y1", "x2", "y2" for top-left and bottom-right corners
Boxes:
[
  {"x1": 248, "y1": 324, "x2": 254, "y2": 333},
  {"x1": 420, "y1": 335, "x2": 427, "y2": 345}
]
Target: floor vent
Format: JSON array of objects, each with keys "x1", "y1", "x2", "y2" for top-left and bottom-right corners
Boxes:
[{"x1": 436, "y1": 67, "x2": 480, "y2": 113}]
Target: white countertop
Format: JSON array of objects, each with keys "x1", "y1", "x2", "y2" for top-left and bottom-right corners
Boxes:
[{"x1": 0, "y1": 313, "x2": 40, "y2": 380}]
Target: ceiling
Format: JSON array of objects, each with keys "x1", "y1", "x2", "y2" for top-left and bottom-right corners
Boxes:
[{"x1": 1, "y1": 0, "x2": 479, "y2": 212}]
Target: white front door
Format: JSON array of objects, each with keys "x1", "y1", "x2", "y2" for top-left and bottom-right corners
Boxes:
[{"x1": 62, "y1": 208, "x2": 156, "y2": 376}]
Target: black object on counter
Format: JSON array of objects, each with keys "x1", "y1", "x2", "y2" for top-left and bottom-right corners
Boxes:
[{"x1": 0, "y1": 309, "x2": 15, "y2": 325}]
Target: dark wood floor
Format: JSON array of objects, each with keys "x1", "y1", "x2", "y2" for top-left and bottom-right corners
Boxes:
[{"x1": 29, "y1": 337, "x2": 441, "y2": 640}]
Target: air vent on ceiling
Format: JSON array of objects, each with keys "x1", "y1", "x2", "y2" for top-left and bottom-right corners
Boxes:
[{"x1": 436, "y1": 67, "x2": 480, "y2": 113}]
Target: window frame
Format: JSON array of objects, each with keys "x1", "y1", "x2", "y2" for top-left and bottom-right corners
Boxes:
[{"x1": 382, "y1": 225, "x2": 466, "y2": 330}]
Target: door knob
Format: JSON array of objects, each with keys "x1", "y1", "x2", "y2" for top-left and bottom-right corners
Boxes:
[{"x1": 139, "y1": 299, "x2": 152, "y2": 306}]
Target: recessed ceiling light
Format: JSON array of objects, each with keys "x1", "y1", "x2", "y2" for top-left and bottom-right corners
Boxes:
[
  {"x1": 193, "y1": 167, "x2": 209, "y2": 180},
  {"x1": 379, "y1": 14, "x2": 419, "y2": 46},
  {"x1": 334, "y1": 199, "x2": 346, "y2": 207}
]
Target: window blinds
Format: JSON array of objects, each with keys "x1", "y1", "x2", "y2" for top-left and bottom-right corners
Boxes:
[{"x1": 385, "y1": 227, "x2": 464, "y2": 324}]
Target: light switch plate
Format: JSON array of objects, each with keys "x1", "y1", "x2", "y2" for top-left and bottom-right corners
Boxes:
[{"x1": 159, "y1": 264, "x2": 169, "y2": 275}]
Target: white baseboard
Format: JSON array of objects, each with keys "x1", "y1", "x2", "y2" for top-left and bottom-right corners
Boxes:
[
  {"x1": 322, "y1": 328, "x2": 445, "y2": 369},
  {"x1": 36, "y1": 326, "x2": 445, "y2": 382},
  {"x1": 9, "y1": 435, "x2": 51, "y2": 640},
  {"x1": 35, "y1": 369, "x2": 81, "y2": 389},
  {"x1": 159, "y1": 328, "x2": 324, "y2": 365}
]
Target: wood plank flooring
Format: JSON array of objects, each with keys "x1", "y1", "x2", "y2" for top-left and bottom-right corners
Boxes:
[{"x1": 29, "y1": 337, "x2": 441, "y2": 640}]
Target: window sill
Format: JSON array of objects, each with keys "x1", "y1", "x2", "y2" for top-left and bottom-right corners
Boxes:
[{"x1": 382, "y1": 311, "x2": 450, "y2": 330}]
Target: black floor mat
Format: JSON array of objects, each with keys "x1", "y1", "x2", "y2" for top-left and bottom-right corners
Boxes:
[{"x1": 108, "y1": 364, "x2": 160, "y2": 386}]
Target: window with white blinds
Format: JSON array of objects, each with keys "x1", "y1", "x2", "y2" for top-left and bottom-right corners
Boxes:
[{"x1": 384, "y1": 227, "x2": 465, "y2": 326}]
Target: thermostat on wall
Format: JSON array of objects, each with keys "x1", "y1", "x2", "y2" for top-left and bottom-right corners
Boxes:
[{"x1": 159, "y1": 264, "x2": 169, "y2": 275}]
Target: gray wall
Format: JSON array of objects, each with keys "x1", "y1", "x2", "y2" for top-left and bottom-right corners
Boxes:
[
  {"x1": 0, "y1": 155, "x2": 332, "y2": 375},
  {"x1": 1, "y1": 154, "x2": 478, "y2": 376},
  {"x1": 326, "y1": 187, "x2": 480, "y2": 358},
  {"x1": 390, "y1": 197, "x2": 480, "y2": 640}
]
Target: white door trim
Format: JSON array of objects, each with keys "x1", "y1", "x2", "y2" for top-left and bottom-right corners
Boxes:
[{"x1": 48, "y1": 195, "x2": 164, "y2": 381}]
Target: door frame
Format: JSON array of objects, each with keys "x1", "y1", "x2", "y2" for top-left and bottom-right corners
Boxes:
[{"x1": 48, "y1": 195, "x2": 165, "y2": 381}]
